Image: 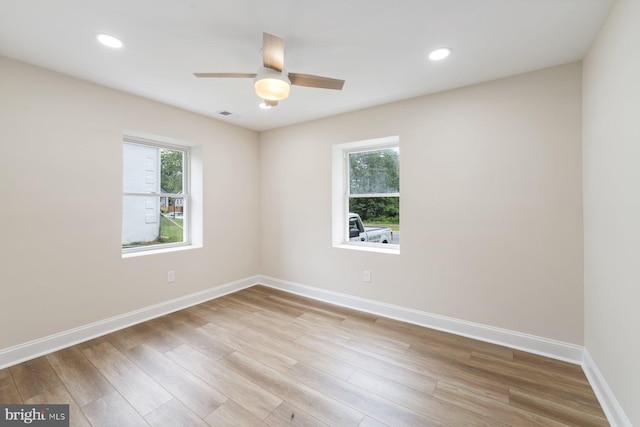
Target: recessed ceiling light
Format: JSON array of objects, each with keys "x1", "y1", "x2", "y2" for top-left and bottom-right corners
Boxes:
[
  {"x1": 429, "y1": 47, "x2": 451, "y2": 61},
  {"x1": 96, "y1": 34, "x2": 123, "y2": 48}
]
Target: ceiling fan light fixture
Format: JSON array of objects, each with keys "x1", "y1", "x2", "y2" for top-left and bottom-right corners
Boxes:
[{"x1": 254, "y1": 67, "x2": 291, "y2": 101}]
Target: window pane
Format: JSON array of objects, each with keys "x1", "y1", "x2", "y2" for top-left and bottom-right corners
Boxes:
[
  {"x1": 160, "y1": 197, "x2": 185, "y2": 243},
  {"x1": 160, "y1": 148, "x2": 184, "y2": 194},
  {"x1": 122, "y1": 196, "x2": 185, "y2": 249},
  {"x1": 349, "y1": 196, "x2": 399, "y2": 244},
  {"x1": 122, "y1": 139, "x2": 189, "y2": 253},
  {"x1": 123, "y1": 143, "x2": 160, "y2": 193},
  {"x1": 349, "y1": 147, "x2": 399, "y2": 195},
  {"x1": 122, "y1": 195, "x2": 161, "y2": 248},
  {"x1": 349, "y1": 196, "x2": 399, "y2": 226},
  {"x1": 123, "y1": 144, "x2": 184, "y2": 195}
]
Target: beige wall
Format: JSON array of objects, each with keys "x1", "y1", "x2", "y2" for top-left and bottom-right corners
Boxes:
[
  {"x1": 0, "y1": 56, "x2": 260, "y2": 350},
  {"x1": 583, "y1": 0, "x2": 640, "y2": 425},
  {"x1": 259, "y1": 62, "x2": 584, "y2": 344},
  {"x1": 1, "y1": 56, "x2": 586, "y2": 354}
]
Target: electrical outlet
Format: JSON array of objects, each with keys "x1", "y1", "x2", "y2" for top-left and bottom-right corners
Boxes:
[
  {"x1": 363, "y1": 270, "x2": 371, "y2": 283},
  {"x1": 167, "y1": 270, "x2": 175, "y2": 283}
]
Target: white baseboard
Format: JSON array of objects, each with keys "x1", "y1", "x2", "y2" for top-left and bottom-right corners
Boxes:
[
  {"x1": 0, "y1": 274, "x2": 629, "y2": 427},
  {"x1": 0, "y1": 274, "x2": 582, "y2": 368},
  {"x1": 0, "y1": 275, "x2": 258, "y2": 370},
  {"x1": 258, "y1": 275, "x2": 635, "y2": 426},
  {"x1": 583, "y1": 350, "x2": 632, "y2": 427},
  {"x1": 257, "y1": 275, "x2": 585, "y2": 364}
]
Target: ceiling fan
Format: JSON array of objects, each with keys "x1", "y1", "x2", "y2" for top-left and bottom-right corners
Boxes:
[{"x1": 194, "y1": 32, "x2": 345, "y2": 107}]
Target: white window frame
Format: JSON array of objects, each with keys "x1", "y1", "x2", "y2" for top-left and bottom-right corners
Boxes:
[
  {"x1": 332, "y1": 136, "x2": 400, "y2": 254},
  {"x1": 122, "y1": 135, "x2": 191, "y2": 254}
]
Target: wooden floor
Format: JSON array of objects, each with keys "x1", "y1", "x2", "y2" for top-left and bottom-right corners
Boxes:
[{"x1": 0, "y1": 286, "x2": 608, "y2": 426}]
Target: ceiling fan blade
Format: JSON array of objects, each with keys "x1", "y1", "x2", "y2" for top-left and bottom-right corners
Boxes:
[
  {"x1": 193, "y1": 73, "x2": 256, "y2": 78},
  {"x1": 288, "y1": 73, "x2": 345, "y2": 90},
  {"x1": 262, "y1": 32, "x2": 285, "y2": 72}
]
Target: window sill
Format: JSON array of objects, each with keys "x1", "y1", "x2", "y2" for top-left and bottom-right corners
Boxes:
[
  {"x1": 122, "y1": 244, "x2": 202, "y2": 259},
  {"x1": 334, "y1": 242, "x2": 400, "y2": 255}
]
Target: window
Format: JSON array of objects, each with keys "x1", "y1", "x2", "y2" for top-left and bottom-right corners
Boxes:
[
  {"x1": 122, "y1": 137, "x2": 190, "y2": 253},
  {"x1": 332, "y1": 136, "x2": 400, "y2": 253}
]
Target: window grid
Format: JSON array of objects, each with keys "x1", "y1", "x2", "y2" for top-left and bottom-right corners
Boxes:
[
  {"x1": 122, "y1": 137, "x2": 190, "y2": 253},
  {"x1": 343, "y1": 144, "x2": 399, "y2": 248}
]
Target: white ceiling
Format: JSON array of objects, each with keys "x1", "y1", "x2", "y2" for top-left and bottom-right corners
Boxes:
[{"x1": 0, "y1": 0, "x2": 613, "y2": 132}]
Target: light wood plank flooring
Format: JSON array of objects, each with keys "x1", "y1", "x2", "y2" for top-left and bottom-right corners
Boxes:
[{"x1": 0, "y1": 285, "x2": 608, "y2": 426}]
